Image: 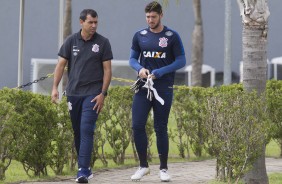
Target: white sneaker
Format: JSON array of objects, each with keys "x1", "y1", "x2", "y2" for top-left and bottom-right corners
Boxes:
[
  {"x1": 131, "y1": 167, "x2": 150, "y2": 181},
  {"x1": 160, "y1": 169, "x2": 171, "y2": 182}
]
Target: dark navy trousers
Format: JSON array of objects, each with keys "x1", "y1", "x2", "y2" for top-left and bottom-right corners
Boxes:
[
  {"x1": 67, "y1": 94, "x2": 98, "y2": 169},
  {"x1": 132, "y1": 86, "x2": 173, "y2": 170}
]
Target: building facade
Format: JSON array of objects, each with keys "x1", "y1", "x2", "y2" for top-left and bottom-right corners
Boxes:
[{"x1": 0, "y1": 0, "x2": 281, "y2": 89}]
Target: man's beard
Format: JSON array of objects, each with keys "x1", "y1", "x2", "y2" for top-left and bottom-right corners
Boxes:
[{"x1": 150, "y1": 21, "x2": 160, "y2": 30}]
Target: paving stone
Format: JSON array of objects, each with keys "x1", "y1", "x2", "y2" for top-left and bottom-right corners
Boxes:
[{"x1": 21, "y1": 158, "x2": 282, "y2": 184}]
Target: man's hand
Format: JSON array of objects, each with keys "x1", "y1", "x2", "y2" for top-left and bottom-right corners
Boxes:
[
  {"x1": 91, "y1": 94, "x2": 105, "y2": 114},
  {"x1": 51, "y1": 88, "x2": 59, "y2": 104},
  {"x1": 138, "y1": 68, "x2": 150, "y2": 79},
  {"x1": 148, "y1": 74, "x2": 156, "y2": 80}
]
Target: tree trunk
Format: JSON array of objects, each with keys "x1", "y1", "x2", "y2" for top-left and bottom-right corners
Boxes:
[
  {"x1": 63, "y1": 0, "x2": 72, "y2": 40},
  {"x1": 62, "y1": 0, "x2": 72, "y2": 91},
  {"x1": 242, "y1": 25, "x2": 267, "y2": 94},
  {"x1": 191, "y1": 0, "x2": 203, "y2": 86},
  {"x1": 237, "y1": 0, "x2": 270, "y2": 183}
]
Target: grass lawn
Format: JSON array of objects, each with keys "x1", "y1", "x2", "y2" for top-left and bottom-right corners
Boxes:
[
  {"x1": 266, "y1": 139, "x2": 281, "y2": 157},
  {"x1": 208, "y1": 173, "x2": 282, "y2": 184},
  {"x1": 268, "y1": 173, "x2": 282, "y2": 184}
]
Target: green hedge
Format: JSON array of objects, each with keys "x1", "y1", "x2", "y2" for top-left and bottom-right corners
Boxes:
[{"x1": 0, "y1": 80, "x2": 282, "y2": 181}]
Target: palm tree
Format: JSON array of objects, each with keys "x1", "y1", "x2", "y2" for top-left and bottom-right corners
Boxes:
[
  {"x1": 162, "y1": 0, "x2": 203, "y2": 86},
  {"x1": 237, "y1": 0, "x2": 270, "y2": 183},
  {"x1": 63, "y1": 0, "x2": 72, "y2": 40},
  {"x1": 62, "y1": 0, "x2": 72, "y2": 92},
  {"x1": 191, "y1": 0, "x2": 203, "y2": 87},
  {"x1": 62, "y1": 0, "x2": 73, "y2": 170}
]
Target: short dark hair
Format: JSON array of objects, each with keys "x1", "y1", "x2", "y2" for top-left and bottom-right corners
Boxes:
[
  {"x1": 80, "y1": 9, "x2": 98, "y2": 21},
  {"x1": 145, "y1": 1, "x2": 162, "y2": 14}
]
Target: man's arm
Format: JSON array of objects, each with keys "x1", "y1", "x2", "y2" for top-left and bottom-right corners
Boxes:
[
  {"x1": 101, "y1": 60, "x2": 112, "y2": 94},
  {"x1": 129, "y1": 49, "x2": 143, "y2": 72},
  {"x1": 151, "y1": 55, "x2": 186, "y2": 78},
  {"x1": 129, "y1": 49, "x2": 150, "y2": 78},
  {"x1": 51, "y1": 57, "x2": 68, "y2": 103}
]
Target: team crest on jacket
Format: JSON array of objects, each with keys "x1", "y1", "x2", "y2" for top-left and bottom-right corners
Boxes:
[
  {"x1": 159, "y1": 37, "x2": 168, "y2": 48},
  {"x1": 92, "y1": 44, "x2": 99, "y2": 52}
]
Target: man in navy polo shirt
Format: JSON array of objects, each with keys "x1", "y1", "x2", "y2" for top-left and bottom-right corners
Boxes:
[
  {"x1": 51, "y1": 9, "x2": 112, "y2": 183},
  {"x1": 129, "y1": 1, "x2": 186, "y2": 182}
]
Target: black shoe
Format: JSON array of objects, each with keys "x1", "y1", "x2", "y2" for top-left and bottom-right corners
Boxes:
[
  {"x1": 75, "y1": 167, "x2": 93, "y2": 183},
  {"x1": 76, "y1": 176, "x2": 88, "y2": 183}
]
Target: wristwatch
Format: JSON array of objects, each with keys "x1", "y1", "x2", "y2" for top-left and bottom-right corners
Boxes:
[{"x1": 101, "y1": 90, "x2": 108, "y2": 96}]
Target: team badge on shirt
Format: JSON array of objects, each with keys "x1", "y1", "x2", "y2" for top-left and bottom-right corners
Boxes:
[
  {"x1": 165, "y1": 31, "x2": 173, "y2": 36},
  {"x1": 92, "y1": 44, "x2": 99, "y2": 53},
  {"x1": 140, "y1": 30, "x2": 148, "y2": 35},
  {"x1": 159, "y1": 37, "x2": 168, "y2": 48}
]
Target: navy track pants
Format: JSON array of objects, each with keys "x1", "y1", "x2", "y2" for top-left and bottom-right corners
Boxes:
[
  {"x1": 67, "y1": 94, "x2": 98, "y2": 169},
  {"x1": 132, "y1": 87, "x2": 173, "y2": 169}
]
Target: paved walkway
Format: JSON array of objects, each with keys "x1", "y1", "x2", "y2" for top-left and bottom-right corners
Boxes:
[{"x1": 22, "y1": 158, "x2": 282, "y2": 184}]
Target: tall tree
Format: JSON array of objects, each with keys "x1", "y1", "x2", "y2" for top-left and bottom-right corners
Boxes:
[
  {"x1": 191, "y1": 0, "x2": 203, "y2": 86},
  {"x1": 63, "y1": 0, "x2": 72, "y2": 40},
  {"x1": 62, "y1": 0, "x2": 73, "y2": 170},
  {"x1": 62, "y1": 0, "x2": 72, "y2": 91},
  {"x1": 162, "y1": 0, "x2": 203, "y2": 86},
  {"x1": 237, "y1": 0, "x2": 270, "y2": 183}
]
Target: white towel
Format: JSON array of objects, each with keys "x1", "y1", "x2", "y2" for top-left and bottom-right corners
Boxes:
[{"x1": 142, "y1": 78, "x2": 165, "y2": 105}]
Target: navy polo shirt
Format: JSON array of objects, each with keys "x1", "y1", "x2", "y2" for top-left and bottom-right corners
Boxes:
[{"x1": 58, "y1": 30, "x2": 113, "y2": 96}]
